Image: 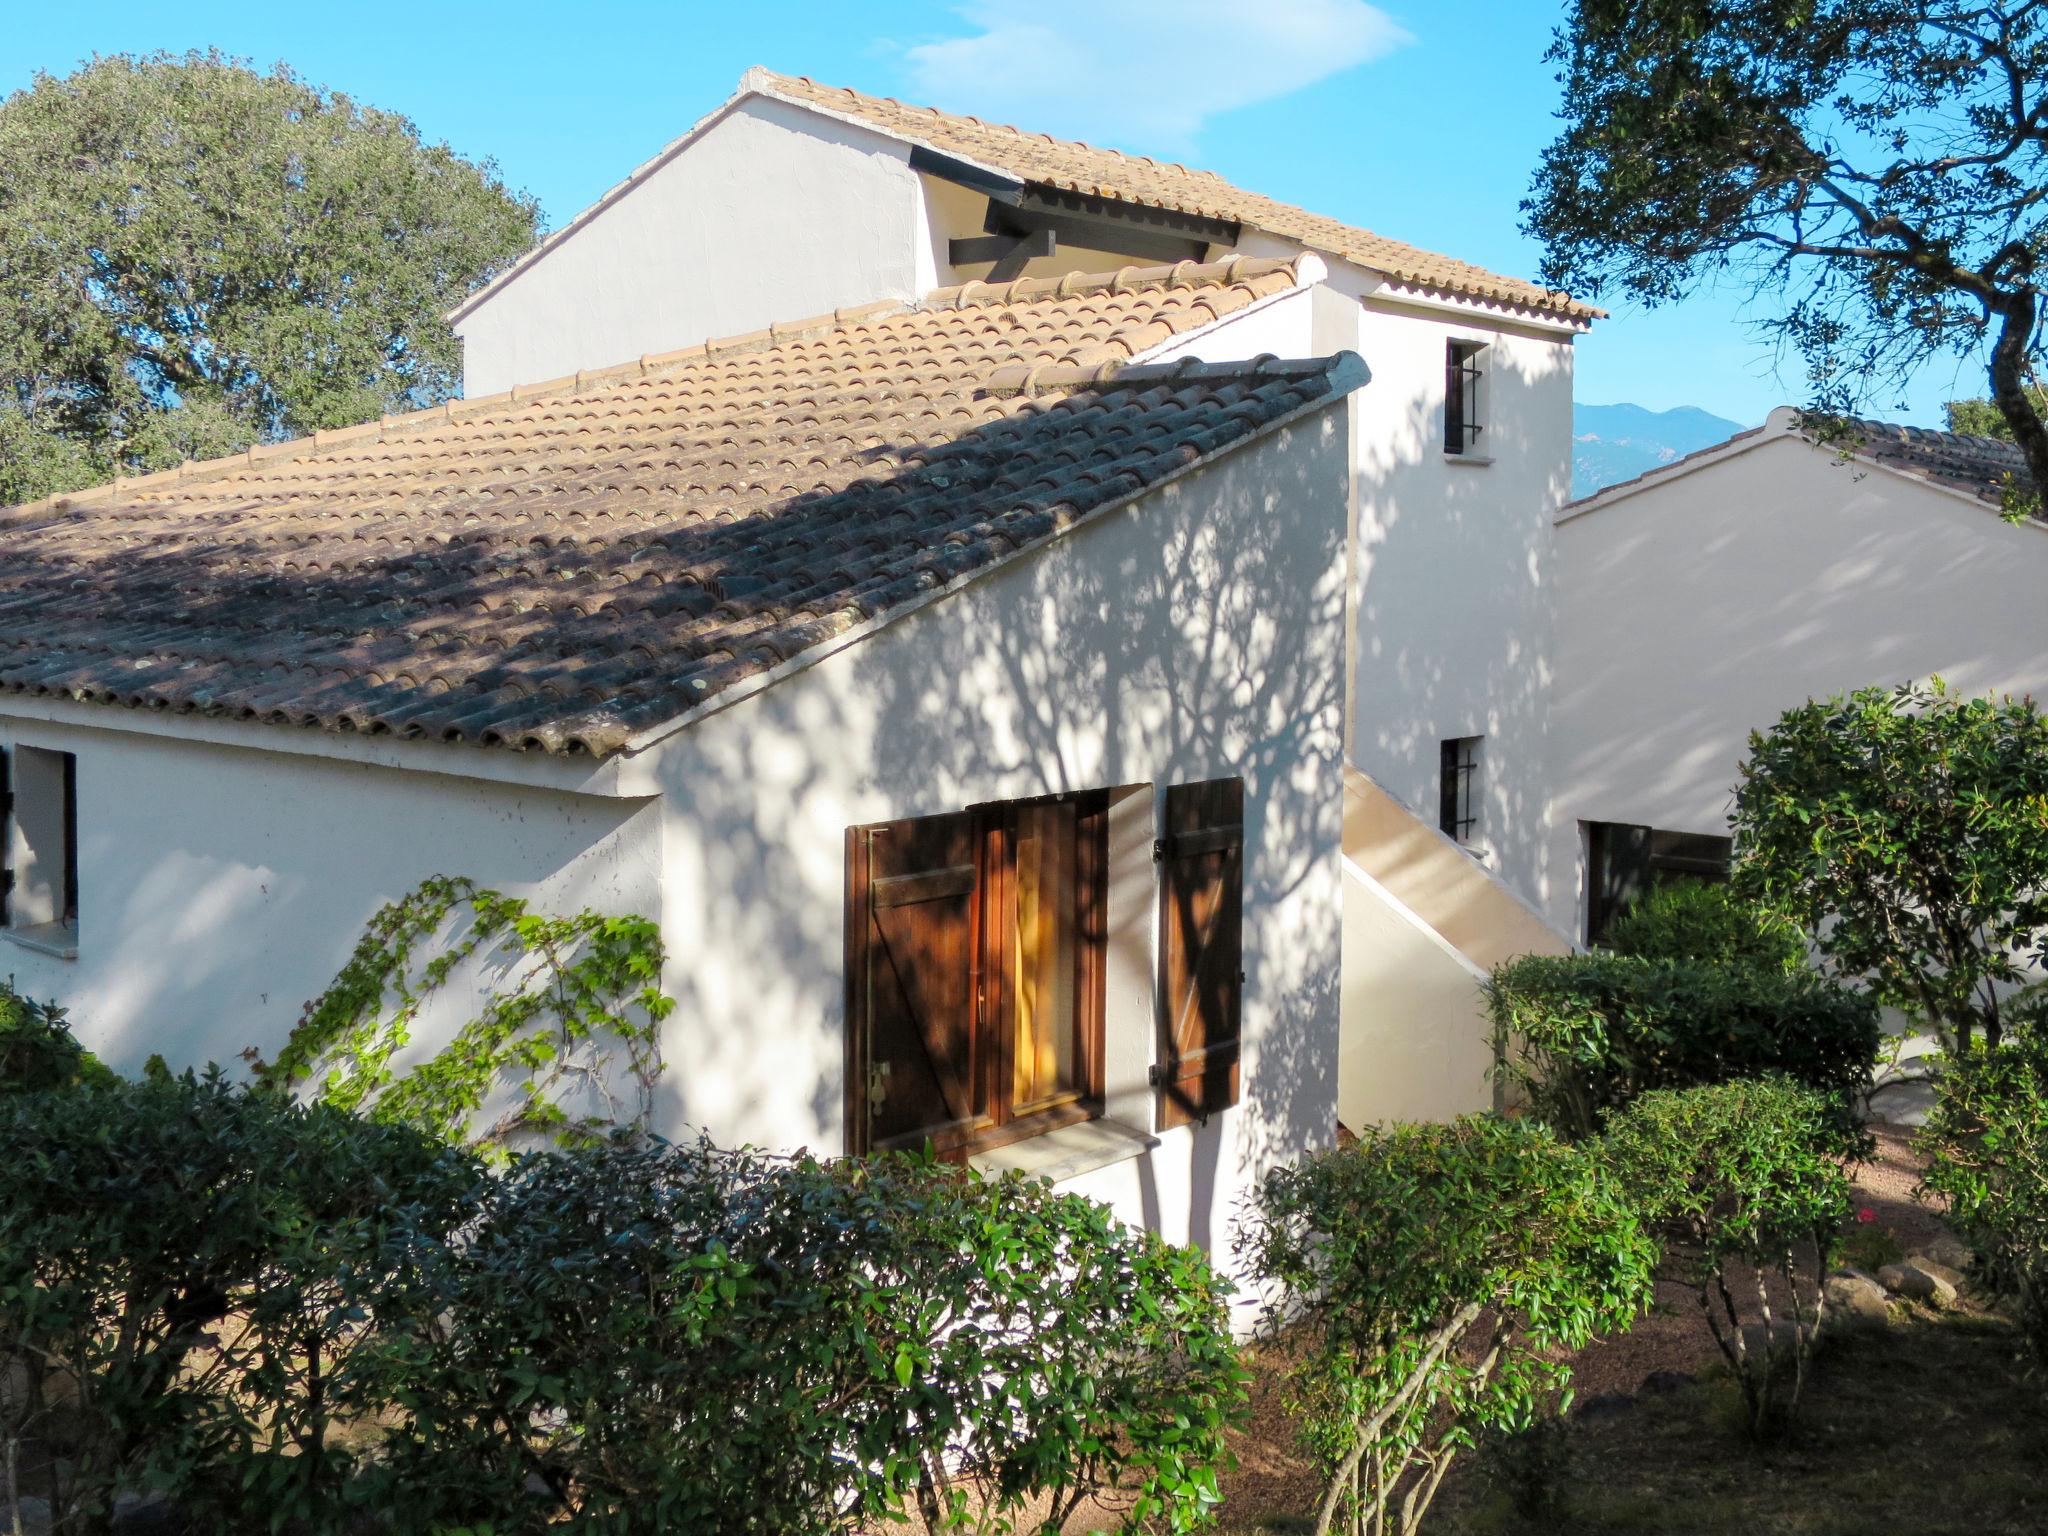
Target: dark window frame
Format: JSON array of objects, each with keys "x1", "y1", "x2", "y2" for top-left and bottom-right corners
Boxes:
[
  {"x1": 1444, "y1": 340, "x2": 1486, "y2": 455},
  {"x1": 844, "y1": 790, "x2": 1109, "y2": 1160},
  {"x1": 1584, "y1": 821, "x2": 1734, "y2": 944},
  {"x1": 1439, "y1": 736, "x2": 1482, "y2": 844}
]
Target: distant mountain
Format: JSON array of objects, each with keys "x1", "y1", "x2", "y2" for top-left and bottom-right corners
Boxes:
[{"x1": 1572, "y1": 402, "x2": 1748, "y2": 499}]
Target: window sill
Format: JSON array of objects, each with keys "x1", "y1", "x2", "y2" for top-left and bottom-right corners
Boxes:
[
  {"x1": 1443, "y1": 452, "x2": 1495, "y2": 466},
  {"x1": 2, "y1": 921, "x2": 78, "y2": 960},
  {"x1": 971, "y1": 1118, "x2": 1159, "y2": 1185}
]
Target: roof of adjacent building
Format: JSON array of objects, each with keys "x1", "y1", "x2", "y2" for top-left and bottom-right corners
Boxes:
[
  {"x1": 1562, "y1": 404, "x2": 2038, "y2": 517},
  {"x1": 0, "y1": 257, "x2": 1362, "y2": 758},
  {"x1": 749, "y1": 71, "x2": 1596, "y2": 324},
  {"x1": 450, "y1": 68, "x2": 1596, "y2": 329}
]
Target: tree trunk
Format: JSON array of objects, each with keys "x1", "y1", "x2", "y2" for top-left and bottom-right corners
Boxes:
[{"x1": 1987, "y1": 292, "x2": 2048, "y2": 513}]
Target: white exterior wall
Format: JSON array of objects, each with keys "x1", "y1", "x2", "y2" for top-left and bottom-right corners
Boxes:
[
  {"x1": 0, "y1": 717, "x2": 660, "y2": 1076},
  {"x1": 1, "y1": 414, "x2": 1349, "y2": 1298},
  {"x1": 453, "y1": 98, "x2": 937, "y2": 396},
  {"x1": 632, "y1": 413, "x2": 1351, "y2": 1279},
  {"x1": 1546, "y1": 432, "x2": 2048, "y2": 935}
]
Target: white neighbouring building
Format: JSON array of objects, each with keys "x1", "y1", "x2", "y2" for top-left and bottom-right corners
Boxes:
[
  {"x1": 1546, "y1": 407, "x2": 2048, "y2": 944},
  {"x1": 0, "y1": 71, "x2": 1597, "y2": 1284}
]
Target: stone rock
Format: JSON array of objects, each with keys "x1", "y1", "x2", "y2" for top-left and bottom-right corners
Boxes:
[
  {"x1": 1880, "y1": 1257, "x2": 1960, "y2": 1308},
  {"x1": 1919, "y1": 1235, "x2": 1973, "y2": 1273},
  {"x1": 6, "y1": 1496, "x2": 51, "y2": 1536},
  {"x1": 1639, "y1": 1369, "x2": 1697, "y2": 1396},
  {"x1": 1574, "y1": 1391, "x2": 1635, "y2": 1420},
  {"x1": 1825, "y1": 1267, "x2": 1891, "y2": 1331},
  {"x1": 111, "y1": 1492, "x2": 184, "y2": 1535}
]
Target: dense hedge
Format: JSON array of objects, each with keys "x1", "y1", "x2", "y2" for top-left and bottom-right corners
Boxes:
[
  {"x1": 0, "y1": 1069, "x2": 1242, "y2": 1536},
  {"x1": 1604, "y1": 883, "x2": 1807, "y2": 974},
  {"x1": 1488, "y1": 951, "x2": 1880, "y2": 1140}
]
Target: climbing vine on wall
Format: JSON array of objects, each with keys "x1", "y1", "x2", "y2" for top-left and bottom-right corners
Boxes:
[{"x1": 257, "y1": 876, "x2": 673, "y2": 1155}]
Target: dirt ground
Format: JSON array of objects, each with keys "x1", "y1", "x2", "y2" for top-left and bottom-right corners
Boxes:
[{"x1": 1206, "y1": 1123, "x2": 2048, "y2": 1536}]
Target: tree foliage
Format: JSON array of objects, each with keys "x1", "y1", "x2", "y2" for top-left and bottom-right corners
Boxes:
[
  {"x1": 1948, "y1": 382, "x2": 2048, "y2": 437},
  {"x1": 1238, "y1": 1116, "x2": 1654, "y2": 1536},
  {"x1": 0, "y1": 50, "x2": 538, "y2": 506},
  {"x1": 1602, "y1": 1079, "x2": 1852, "y2": 1437},
  {"x1": 1732, "y1": 679, "x2": 2048, "y2": 1052},
  {"x1": 1918, "y1": 1027, "x2": 2048, "y2": 1370},
  {"x1": 1527, "y1": 2, "x2": 2048, "y2": 504},
  {"x1": 1603, "y1": 881, "x2": 1810, "y2": 974}
]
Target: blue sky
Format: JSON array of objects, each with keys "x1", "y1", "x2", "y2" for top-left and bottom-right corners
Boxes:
[{"x1": 0, "y1": 0, "x2": 1992, "y2": 428}]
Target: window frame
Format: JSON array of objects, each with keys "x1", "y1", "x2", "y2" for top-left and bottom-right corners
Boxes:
[
  {"x1": 1584, "y1": 820, "x2": 1734, "y2": 944},
  {"x1": 1443, "y1": 339, "x2": 1487, "y2": 457},
  {"x1": 1, "y1": 742, "x2": 80, "y2": 953},
  {"x1": 1439, "y1": 736, "x2": 1482, "y2": 846},
  {"x1": 843, "y1": 789, "x2": 1109, "y2": 1160}
]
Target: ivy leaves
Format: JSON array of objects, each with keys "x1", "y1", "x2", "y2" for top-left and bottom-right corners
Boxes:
[{"x1": 256, "y1": 876, "x2": 674, "y2": 1156}]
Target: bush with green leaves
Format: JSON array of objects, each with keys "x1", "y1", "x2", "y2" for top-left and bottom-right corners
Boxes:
[
  {"x1": 364, "y1": 1138, "x2": 1244, "y2": 1535},
  {"x1": 1604, "y1": 882, "x2": 1808, "y2": 974},
  {"x1": 1919, "y1": 1032, "x2": 2048, "y2": 1372},
  {"x1": 0, "y1": 983, "x2": 113, "y2": 1093},
  {"x1": 1601, "y1": 1079, "x2": 1853, "y2": 1437},
  {"x1": 0, "y1": 1069, "x2": 477, "y2": 1534},
  {"x1": 1488, "y1": 951, "x2": 1879, "y2": 1141},
  {"x1": 1237, "y1": 1116, "x2": 1654, "y2": 1536},
  {"x1": 1733, "y1": 679, "x2": 2048, "y2": 1053}
]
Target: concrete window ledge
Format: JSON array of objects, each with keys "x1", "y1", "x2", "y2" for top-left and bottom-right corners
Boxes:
[
  {"x1": 3, "y1": 921, "x2": 78, "y2": 960},
  {"x1": 1443, "y1": 452, "x2": 1496, "y2": 467},
  {"x1": 972, "y1": 1118, "x2": 1159, "y2": 1185}
]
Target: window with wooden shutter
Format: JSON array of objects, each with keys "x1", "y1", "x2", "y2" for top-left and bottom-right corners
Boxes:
[
  {"x1": 845, "y1": 792, "x2": 1107, "y2": 1159},
  {"x1": 1153, "y1": 778, "x2": 1244, "y2": 1130}
]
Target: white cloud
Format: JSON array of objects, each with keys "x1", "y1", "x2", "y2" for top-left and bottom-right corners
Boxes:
[{"x1": 899, "y1": 0, "x2": 1411, "y2": 155}]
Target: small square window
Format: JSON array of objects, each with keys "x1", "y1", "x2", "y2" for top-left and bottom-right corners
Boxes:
[
  {"x1": 1439, "y1": 737, "x2": 1482, "y2": 846},
  {"x1": 1444, "y1": 340, "x2": 1487, "y2": 456},
  {"x1": 3, "y1": 745, "x2": 79, "y2": 944}
]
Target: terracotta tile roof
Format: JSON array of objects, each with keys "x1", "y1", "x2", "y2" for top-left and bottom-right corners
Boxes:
[
  {"x1": 0, "y1": 258, "x2": 1362, "y2": 758},
  {"x1": 1807, "y1": 414, "x2": 2033, "y2": 506},
  {"x1": 747, "y1": 69, "x2": 1597, "y2": 324}
]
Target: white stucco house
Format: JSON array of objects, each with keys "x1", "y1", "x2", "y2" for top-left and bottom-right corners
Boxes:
[
  {"x1": 0, "y1": 70, "x2": 1595, "y2": 1278},
  {"x1": 1546, "y1": 406, "x2": 2048, "y2": 943}
]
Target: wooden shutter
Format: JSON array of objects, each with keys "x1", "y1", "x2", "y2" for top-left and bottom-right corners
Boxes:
[
  {"x1": 846, "y1": 811, "x2": 989, "y2": 1155},
  {"x1": 1154, "y1": 778, "x2": 1244, "y2": 1129}
]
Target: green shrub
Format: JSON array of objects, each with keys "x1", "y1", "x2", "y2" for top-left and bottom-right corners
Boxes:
[
  {"x1": 1918, "y1": 1033, "x2": 2048, "y2": 1372},
  {"x1": 1601, "y1": 1079, "x2": 1852, "y2": 1437},
  {"x1": 1237, "y1": 1116, "x2": 1654, "y2": 1536},
  {"x1": 0, "y1": 983, "x2": 113, "y2": 1093},
  {"x1": 1488, "y1": 951, "x2": 1880, "y2": 1140},
  {"x1": 365, "y1": 1138, "x2": 1245, "y2": 1535},
  {"x1": 1733, "y1": 679, "x2": 2048, "y2": 1053},
  {"x1": 1604, "y1": 882, "x2": 1807, "y2": 974},
  {"x1": 0, "y1": 1070, "x2": 477, "y2": 1534}
]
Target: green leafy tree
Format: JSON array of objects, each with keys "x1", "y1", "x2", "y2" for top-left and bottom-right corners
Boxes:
[
  {"x1": 1526, "y1": 2, "x2": 2048, "y2": 508},
  {"x1": 1602, "y1": 1079, "x2": 1852, "y2": 1437},
  {"x1": 1947, "y1": 381, "x2": 2048, "y2": 437},
  {"x1": 0, "y1": 50, "x2": 539, "y2": 506},
  {"x1": 1237, "y1": 1116, "x2": 1654, "y2": 1536},
  {"x1": 1733, "y1": 679, "x2": 2048, "y2": 1052}
]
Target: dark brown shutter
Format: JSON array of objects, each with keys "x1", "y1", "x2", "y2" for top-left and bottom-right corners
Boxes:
[
  {"x1": 846, "y1": 811, "x2": 988, "y2": 1155},
  {"x1": 1154, "y1": 778, "x2": 1244, "y2": 1129}
]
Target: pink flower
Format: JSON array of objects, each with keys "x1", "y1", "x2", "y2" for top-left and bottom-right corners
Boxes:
[{"x1": 1857, "y1": 1207, "x2": 1877, "y2": 1224}]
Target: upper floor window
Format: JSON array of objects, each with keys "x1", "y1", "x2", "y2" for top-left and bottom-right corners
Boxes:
[
  {"x1": 1439, "y1": 737, "x2": 1483, "y2": 846},
  {"x1": 1444, "y1": 339, "x2": 1487, "y2": 457},
  {"x1": 2, "y1": 745, "x2": 79, "y2": 954}
]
